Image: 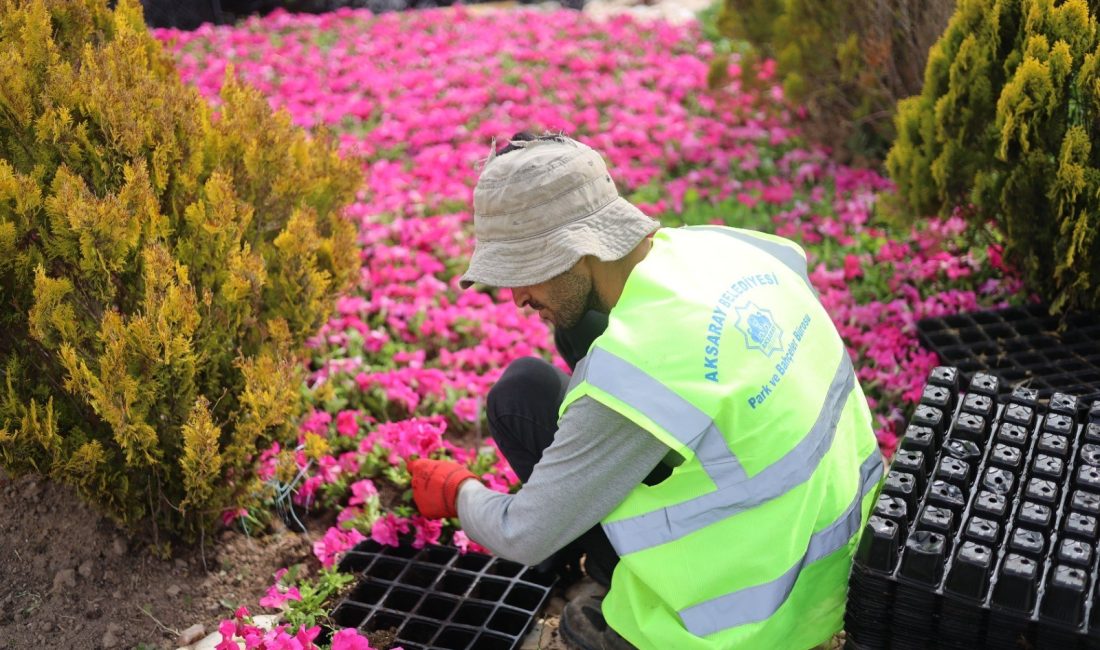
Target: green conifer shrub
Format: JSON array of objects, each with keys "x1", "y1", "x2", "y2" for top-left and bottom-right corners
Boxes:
[
  {"x1": 715, "y1": 0, "x2": 954, "y2": 162},
  {"x1": 0, "y1": 0, "x2": 361, "y2": 539},
  {"x1": 888, "y1": 0, "x2": 1100, "y2": 311}
]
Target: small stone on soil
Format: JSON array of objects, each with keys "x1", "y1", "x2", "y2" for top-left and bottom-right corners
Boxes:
[
  {"x1": 101, "y1": 630, "x2": 119, "y2": 648},
  {"x1": 167, "y1": 584, "x2": 181, "y2": 597},
  {"x1": 178, "y1": 623, "x2": 206, "y2": 645},
  {"x1": 52, "y1": 568, "x2": 76, "y2": 591},
  {"x1": 78, "y1": 560, "x2": 94, "y2": 579},
  {"x1": 111, "y1": 537, "x2": 126, "y2": 556}
]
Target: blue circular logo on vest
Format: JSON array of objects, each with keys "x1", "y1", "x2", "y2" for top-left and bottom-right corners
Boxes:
[{"x1": 733, "y1": 301, "x2": 784, "y2": 357}]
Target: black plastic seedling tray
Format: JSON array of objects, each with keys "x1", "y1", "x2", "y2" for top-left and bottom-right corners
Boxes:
[
  {"x1": 916, "y1": 304, "x2": 1100, "y2": 402},
  {"x1": 332, "y1": 540, "x2": 556, "y2": 650},
  {"x1": 845, "y1": 366, "x2": 1100, "y2": 650}
]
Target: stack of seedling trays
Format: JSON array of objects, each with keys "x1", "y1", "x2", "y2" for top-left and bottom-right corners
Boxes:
[
  {"x1": 846, "y1": 366, "x2": 1100, "y2": 649},
  {"x1": 916, "y1": 304, "x2": 1100, "y2": 402},
  {"x1": 331, "y1": 540, "x2": 556, "y2": 650}
]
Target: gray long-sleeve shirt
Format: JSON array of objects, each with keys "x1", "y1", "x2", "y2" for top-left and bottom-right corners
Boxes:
[{"x1": 456, "y1": 395, "x2": 671, "y2": 566}]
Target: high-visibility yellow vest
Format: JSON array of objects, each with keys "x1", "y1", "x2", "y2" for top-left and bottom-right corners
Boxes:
[{"x1": 560, "y1": 226, "x2": 883, "y2": 649}]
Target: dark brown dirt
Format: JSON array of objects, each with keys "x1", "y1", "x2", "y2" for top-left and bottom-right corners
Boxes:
[
  {"x1": 366, "y1": 627, "x2": 397, "y2": 649},
  {"x1": 0, "y1": 471, "x2": 322, "y2": 650}
]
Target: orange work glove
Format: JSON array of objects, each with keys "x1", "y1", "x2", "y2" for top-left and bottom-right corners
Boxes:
[{"x1": 408, "y1": 458, "x2": 477, "y2": 520}]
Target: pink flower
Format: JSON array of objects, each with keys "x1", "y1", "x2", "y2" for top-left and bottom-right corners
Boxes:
[
  {"x1": 216, "y1": 619, "x2": 239, "y2": 650},
  {"x1": 375, "y1": 417, "x2": 446, "y2": 464},
  {"x1": 331, "y1": 628, "x2": 376, "y2": 650},
  {"x1": 453, "y1": 530, "x2": 490, "y2": 555},
  {"x1": 259, "y1": 582, "x2": 302, "y2": 609},
  {"x1": 337, "y1": 506, "x2": 362, "y2": 524},
  {"x1": 843, "y1": 254, "x2": 863, "y2": 281},
  {"x1": 411, "y1": 515, "x2": 443, "y2": 549},
  {"x1": 316, "y1": 455, "x2": 342, "y2": 483},
  {"x1": 371, "y1": 513, "x2": 411, "y2": 547},
  {"x1": 294, "y1": 625, "x2": 321, "y2": 647},
  {"x1": 348, "y1": 479, "x2": 378, "y2": 506},
  {"x1": 313, "y1": 527, "x2": 367, "y2": 568},
  {"x1": 241, "y1": 624, "x2": 266, "y2": 649},
  {"x1": 293, "y1": 475, "x2": 323, "y2": 506},
  {"x1": 336, "y1": 410, "x2": 360, "y2": 437},
  {"x1": 453, "y1": 396, "x2": 479, "y2": 422},
  {"x1": 299, "y1": 410, "x2": 332, "y2": 435},
  {"x1": 221, "y1": 507, "x2": 248, "y2": 527},
  {"x1": 260, "y1": 626, "x2": 301, "y2": 650},
  {"x1": 338, "y1": 451, "x2": 361, "y2": 474},
  {"x1": 337, "y1": 295, "x2": 370, "y2": 315},
  {"x1": 257, "y1": 442, "x2": 282, "y2": 481},
  {"x1": 484, "y1": 472, "x2": 515, "y2": 494},
  {"x1": 760, "y1": 182, "x2": 793, "y2": 205}
]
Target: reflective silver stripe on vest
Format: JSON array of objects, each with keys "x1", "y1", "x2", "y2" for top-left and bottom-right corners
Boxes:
[
  {"x1": 678, "y1": 449, "x2": 884, "y2": 637},
  {"x1": 568, "y1": 348, "x2": 748, "y2": 488},
  {"x1": 602, "y1": 351, "x2": 856, "y2": 554},
  {"x1": 688, "y1": 226, "x2": 814, "y2": 295}
]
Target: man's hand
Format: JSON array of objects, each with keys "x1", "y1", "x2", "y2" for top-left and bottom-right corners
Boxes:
[{"x1": 408, "y1": 458, "x2": 478, "y2": 519}]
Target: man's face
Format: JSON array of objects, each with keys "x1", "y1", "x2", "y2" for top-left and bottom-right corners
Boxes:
[{"x1": 510, "y1": 263, "x2": 598, "y2": 329}]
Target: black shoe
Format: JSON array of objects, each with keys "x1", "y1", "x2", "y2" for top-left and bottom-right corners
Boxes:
[{"x1": 559, "y1": 594, "x2": 635, "y2": 650}]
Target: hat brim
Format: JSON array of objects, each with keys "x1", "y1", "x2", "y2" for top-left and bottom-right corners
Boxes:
[{"x1": 460, "y1": 197, "x2": 659, "y2": 289}]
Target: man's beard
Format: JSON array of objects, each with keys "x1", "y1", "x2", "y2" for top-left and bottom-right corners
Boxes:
[{"x1": 548, "y1": 270, "x2": 605, "y2": 329}]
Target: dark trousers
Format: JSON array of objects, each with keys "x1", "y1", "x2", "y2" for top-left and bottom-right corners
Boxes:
[{"x1": 486, "y1": 310, "x2": 621, "y2": 585}]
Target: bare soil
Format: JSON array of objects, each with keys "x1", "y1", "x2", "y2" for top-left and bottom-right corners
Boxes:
[
  {"x1": 0, "y1": 471, "x2": 322, "y2": 650},
  {"x1": 0, "y1": 470, "x2": 847, "y2": 650}
]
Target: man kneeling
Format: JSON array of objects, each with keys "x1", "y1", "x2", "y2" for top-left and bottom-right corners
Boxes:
[{"x1": 410, "y1": 133, "x2": 884, "y2": 650}]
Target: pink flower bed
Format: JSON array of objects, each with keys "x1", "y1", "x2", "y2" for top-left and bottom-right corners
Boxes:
[{"x1": 155, "y1": 6, "x2": 1025, "y2": 646}]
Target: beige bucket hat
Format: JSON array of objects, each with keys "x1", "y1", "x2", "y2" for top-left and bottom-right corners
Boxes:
[{"x1": 460, "y1": 135, "x2": 659, "y2": 289}]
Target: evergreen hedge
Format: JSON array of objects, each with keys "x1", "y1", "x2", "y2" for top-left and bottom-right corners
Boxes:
[
  {"x1": 0, "y1": 0, "x2": 361, "y2": 540},
  {"x1": 888, "y1": 0, "x2": 1100, "y2": 312},
  {"x1": 715, "y1": 0, "x2": 954, "y2": 162}
]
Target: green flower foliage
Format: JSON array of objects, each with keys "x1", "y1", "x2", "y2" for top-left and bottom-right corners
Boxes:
[
  {"x1": 0, "y1": 0, "x2": 361, "y2": 539},
  {"x1": 714, "y1": 0, "x2": 955, "y2": 162},
  {"x1": 888, "y1": 0, "x2": 1100, "y2": 312}
]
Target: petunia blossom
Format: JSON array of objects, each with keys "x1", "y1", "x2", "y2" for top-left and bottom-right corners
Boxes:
[
  {"x1": 371, "y1": 512, "x2": 411, "y2": 547},
  {"x1": 331, "y1": 628, "x2": 376, "y2": 650}
]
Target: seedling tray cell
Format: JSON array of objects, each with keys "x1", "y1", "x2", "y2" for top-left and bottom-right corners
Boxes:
[
  {"x1": 916, "y1": 305, "x2": 1100, "y2": 402},
  {"x1": 333, "y1": 540, "x2": 556, "y2": 650},
  {"x1": 845, "y1": 366, "x2": 1100, "y2": 649}
]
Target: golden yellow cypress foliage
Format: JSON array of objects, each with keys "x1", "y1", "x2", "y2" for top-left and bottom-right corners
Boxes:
[
  {"x1": 0, "y1": 0, "x2": 361, "y2": 538},
  {"x1": 179, "y1": 397, "x2": 223, "y2": 512},
  {"x1": 302, "y1": 432, "x2": 331, "y2": 463},
  {"x1": 888, "y1": 0, "x2": 1100, "y2": 311}
]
